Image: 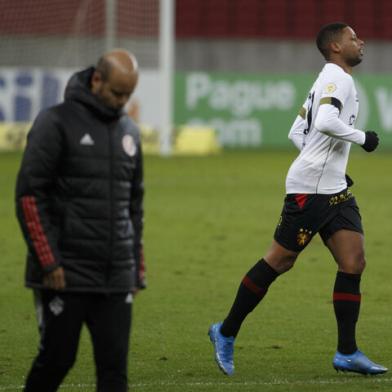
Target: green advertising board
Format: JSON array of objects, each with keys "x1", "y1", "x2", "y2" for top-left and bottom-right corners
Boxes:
[{"x1": 175, "y1": 72, "x2": 392, "y2": 148}]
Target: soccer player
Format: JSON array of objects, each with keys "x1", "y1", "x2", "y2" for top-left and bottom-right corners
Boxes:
[{"x1": 209, "y1": 22, "x2": 387, "y2": 376}]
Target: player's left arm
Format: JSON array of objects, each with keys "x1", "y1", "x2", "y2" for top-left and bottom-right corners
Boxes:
[
  {"x1": 316, "y1": 105, "x2": 379, "y2": 152},
  {"x1": 314, "y1": 77, "x2": 368, "y2": 146},
  {"x1": 315, "y1": 104, "x2": 365, "y2": 145}
]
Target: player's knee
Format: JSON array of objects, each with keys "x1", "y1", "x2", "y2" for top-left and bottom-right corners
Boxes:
[
  {"x1": 268, "y1": 254, "x2": 298, "y2": 273},
  {"x1": 356, "y1": 256, "x2": 366, "y2": 273},
  {"x1": 339, "y1": 252, "x2": 366, "y2": 274},
  {"x1": 351, "y1": 248, "x2": 366, "y2": 273},
  {"x1": 281, "y1": 255, "x2": 297, "y2": 272},
  {"x1": 264, "y1": 242, "x2": 299, "y2": 274}
]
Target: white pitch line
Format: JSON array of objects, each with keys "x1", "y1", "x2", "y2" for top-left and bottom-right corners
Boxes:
[
  {"x1": 0, "y1": 384, "x2": 96, "y2": 391},
  {"x1": 130, "y1": 378, "x2": 392, "y2": 387},
  {"x1": 1, "y1": 377, "x2": 392, "y2": 390}
]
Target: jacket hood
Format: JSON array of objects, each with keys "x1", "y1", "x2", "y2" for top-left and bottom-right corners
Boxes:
[{"x1": 64, "y1": 67, "x2": 123, "y2": 120}]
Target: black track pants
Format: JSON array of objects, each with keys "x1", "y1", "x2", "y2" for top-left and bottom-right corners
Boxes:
[{"x1": 24, "y1": 290, "x2": 132, "y2": 392}]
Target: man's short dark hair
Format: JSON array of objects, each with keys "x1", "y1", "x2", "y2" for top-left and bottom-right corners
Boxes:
[{"x1": 316, "y1": 22, "x2": 348, "y2": 60}]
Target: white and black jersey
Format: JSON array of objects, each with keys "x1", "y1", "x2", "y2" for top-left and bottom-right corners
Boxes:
[{"x1": 286, "y1": 63, "x2": 366, "y2": 194}]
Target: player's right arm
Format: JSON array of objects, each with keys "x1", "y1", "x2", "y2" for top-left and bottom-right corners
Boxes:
[
  {"x1": 288, "y1": 89, "x2": 316, "y2": 150},
  {"x1": 15, "y1": 109, "x2": 65, "y2": 288},
  {"x1": 288, "y1": 115, "x2": 307, "y2": 150}
]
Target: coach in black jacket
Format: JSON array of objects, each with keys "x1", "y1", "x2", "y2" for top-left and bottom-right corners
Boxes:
[{"x1": 16, "y1": 49, "x2": 145, "y2": 392}]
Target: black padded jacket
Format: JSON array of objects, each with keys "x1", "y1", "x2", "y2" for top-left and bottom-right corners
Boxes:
[{"x1": 15, "y1": 67, "x2": 145, "y2": 293}]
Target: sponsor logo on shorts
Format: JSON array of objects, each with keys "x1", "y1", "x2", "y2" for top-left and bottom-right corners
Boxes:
[
  {"x1": 329, "y1": 189, "x2": 353, "y2": 206},
  {"x1": 297, "y1": 228, "x2": 312, "y2": 246}
]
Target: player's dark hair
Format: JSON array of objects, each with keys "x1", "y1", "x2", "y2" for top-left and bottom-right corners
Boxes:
[
  {"x1": 95, "y1": 56, "x2": 112, "y2": 81},
  {"x1": 316, "y1": 22, "x2": 348, "y2": 60}
]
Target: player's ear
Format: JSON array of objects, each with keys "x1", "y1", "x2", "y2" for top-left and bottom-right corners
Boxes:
[
  {"x1": 330, "y1": 41, "x2": 341, "y2": 55},
  {"x1": 91, "y1": 70, "x2": 103, "y2": 93}
]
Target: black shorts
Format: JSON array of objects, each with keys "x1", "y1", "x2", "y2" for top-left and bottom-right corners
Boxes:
[{"x1": 274, "y1": 188, "x2": 363, "y2": 252}]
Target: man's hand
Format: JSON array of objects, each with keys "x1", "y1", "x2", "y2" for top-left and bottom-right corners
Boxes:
[
  {"x1": 43, "y1": 266, "x2": 66, "y2": 290},
  {"x1": 131, "y1": 246, "x2": 146, "y2": 296},
  {"x1": 362, "y1": 131, "x2": 379, "y2": 152}
]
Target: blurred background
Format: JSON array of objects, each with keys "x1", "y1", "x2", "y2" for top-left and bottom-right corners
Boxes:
[{"x1": 1, "y1": 0, "x2": 392, "y2": 152}]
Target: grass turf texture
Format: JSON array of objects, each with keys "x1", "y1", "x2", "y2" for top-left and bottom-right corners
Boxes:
[{"x1": 1, "y1": 149, "x2": 392, "y2": 391}]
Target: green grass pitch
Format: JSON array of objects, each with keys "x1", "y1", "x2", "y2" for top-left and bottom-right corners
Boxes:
[{"x1": 1, "y1": 149, "x2": 392, "y2": 391}]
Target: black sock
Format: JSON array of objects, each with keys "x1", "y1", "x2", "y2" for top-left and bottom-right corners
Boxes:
[
  {"x1": 220, "y1": 259, "x2": 279, "y2": 338},
  {"x1": 333, "y1": 271, "x2": 361, "y2": 354}
]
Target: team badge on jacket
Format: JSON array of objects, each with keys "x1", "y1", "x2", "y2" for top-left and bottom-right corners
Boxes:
[
  {"x1": 297, "y1": 228, "x2": 312, "y2": 246},
  {"x1": 122, "y1": 134, "x2": 137, "y2": 157}
]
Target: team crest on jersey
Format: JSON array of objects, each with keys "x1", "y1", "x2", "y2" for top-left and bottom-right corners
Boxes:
[
  {"x1": 297, "y1": 228, "x2": 312, "y2": 246},
  {"x1": 122, "y1": 134, "x2": 137, "y2": 157},
  {"x1": 324, "y1": 83, "x2": 337, "y2": 93}
]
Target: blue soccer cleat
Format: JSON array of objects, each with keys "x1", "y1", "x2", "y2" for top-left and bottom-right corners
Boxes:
[
  {"x1": 333, "y1": 350, "x2": 388, "y2": 375},
  {"x1": 208, "y1": 322, "x2": 235, "y2": 376}
]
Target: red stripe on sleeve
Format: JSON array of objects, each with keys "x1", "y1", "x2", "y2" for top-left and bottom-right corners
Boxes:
[
  {"x1": 333, "y1": 292, "x2": 361, "y2": 302},
  {"x1": 21, "y1": 196, "x2": 55, "y2": 268},
  {"x1": 242, "y1": 276, "x2": 267, "y2": 299}
]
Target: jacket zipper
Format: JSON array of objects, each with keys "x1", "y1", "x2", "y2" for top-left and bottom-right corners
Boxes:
[{"x1": 107, "y1": 124, "x2": 114, "y2": 286}]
